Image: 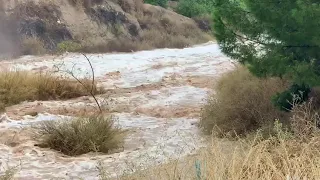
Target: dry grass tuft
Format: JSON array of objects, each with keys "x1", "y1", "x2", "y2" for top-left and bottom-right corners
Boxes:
[
  {"x1": 200, "y1": 66, "x2": 290, "y2": 136},
  {"x1": 36, "y1": 115, "x2": 125, "y2": 156},
  {"x1": 0, "y1": 71, "x2": 103, "y2": 110}
]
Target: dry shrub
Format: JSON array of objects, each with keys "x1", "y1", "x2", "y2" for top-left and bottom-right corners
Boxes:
[
  {"x1": 36, "y1": 115, "x2": 125, "y2": 156},
  {"x1": 20, "y1": 37, "x2": 47, "y2": 55},
  {"x1": 200, "y1": 66, "x2": 290, "y2": 136},
  {"x1": 290, "y1": 98, "x2": 320, "y2": 139},
  {"x1": 0, "y1": 71, "x2": 103, "y2": 109}
]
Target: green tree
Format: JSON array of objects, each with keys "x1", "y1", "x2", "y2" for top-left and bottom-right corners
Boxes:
[
  {"x1": 213, "y1": 0, "x2": 320, "y2": 86},
  {"x1": 213, "y1": 0, "x2": 320, "y2": 109}
]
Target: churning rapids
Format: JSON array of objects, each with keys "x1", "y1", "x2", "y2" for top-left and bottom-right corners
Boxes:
[{"x1": 0, "y1": 42, "x2": 234, "y2": 179}]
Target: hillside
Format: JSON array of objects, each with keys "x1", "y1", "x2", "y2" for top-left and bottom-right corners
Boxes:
[{"x1": 0, "y1": 0, "x2": 212, "y2": 57}]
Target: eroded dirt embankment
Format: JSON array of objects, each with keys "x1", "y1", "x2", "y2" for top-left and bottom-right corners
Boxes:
[
  {"x1": 0, "y1": 0, "x2": 211, "y2": 57},
  {"x1": 0, "y1": 42, "x2": 234, "y2": 179}
]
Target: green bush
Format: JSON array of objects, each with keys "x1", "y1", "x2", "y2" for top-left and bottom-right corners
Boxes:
[
  {"x1": 57, "y1": 41, "x2": 82, "y2": 53},
  {"x1": 200, "y1": 67, "x2": 289, "y2": 136},
  {"x1": 36, "y1": 115, "x2": 125, "y2": 156},
  {"x1": 145, "y1": 0, "x2": 168, "y2": 8},
  {"x1": 272, "y1": 84, "x2": 311, "y2": 112}
]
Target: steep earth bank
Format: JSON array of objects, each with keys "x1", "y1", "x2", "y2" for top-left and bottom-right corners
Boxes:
[{"x1": 0, "y1": 0, "x2": 212, "y2": 57}]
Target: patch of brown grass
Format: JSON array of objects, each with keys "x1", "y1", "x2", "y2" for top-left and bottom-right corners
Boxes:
[
  {"x1": 200, "y1": 66, "x2": 290, "y2": 136},
  {"x1": 117, "y1": 134, "x2": 320, "y2": 180},
  {"x1": 0, "y1": 71, "x2": 104, "y2": 110},
  {"x1": 36, "y1": 115, "x2": 125, "y2": 156}
]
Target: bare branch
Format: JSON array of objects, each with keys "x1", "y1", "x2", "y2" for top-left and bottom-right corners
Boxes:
[
  {"x1": 82, "y1": 53, "x2": 96, "y2": 95},
  {"x1": 54, "y1": 54, "x2": 103, "y2": 113}
]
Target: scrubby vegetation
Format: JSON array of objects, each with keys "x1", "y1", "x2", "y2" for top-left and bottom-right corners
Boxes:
[
  {"x1": 36, "y1": 115, "x2": 125, "y2": 156},
  {"x1": 0, "y1": 71, "x2": 103, "y2": 111},
  {"x1": 56, "y1": 41, "x2": 82, "y2": 53},
  {"x1": 200, "y1": 67, "x2": 290, "y2": 136},
  {"x1": 272, "y1": 83, "x2": 311, "y2": 112}
]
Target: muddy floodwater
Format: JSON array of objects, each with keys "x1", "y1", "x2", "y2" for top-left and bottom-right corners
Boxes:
[{"x1": 0, "y1": 42, "x2": 234, "y2": 179}]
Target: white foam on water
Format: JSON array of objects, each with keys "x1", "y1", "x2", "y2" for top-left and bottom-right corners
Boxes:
[{"x1": 11, "y1": 42, "x2": 233, "y2": 89}]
